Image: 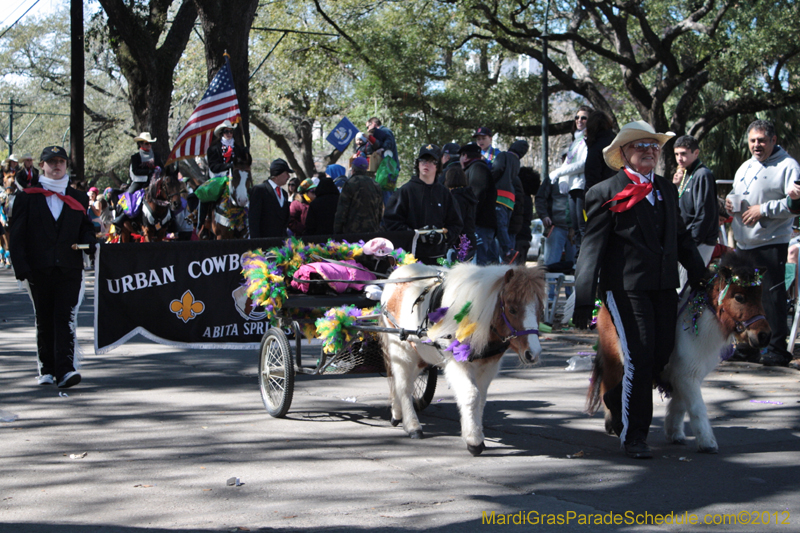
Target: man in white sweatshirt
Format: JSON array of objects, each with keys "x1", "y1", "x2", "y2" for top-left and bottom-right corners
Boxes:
[{"x1": 726, "y1": 120, "x2": 800, "y2": 366}]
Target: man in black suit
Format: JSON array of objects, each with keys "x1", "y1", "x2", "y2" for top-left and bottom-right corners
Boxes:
[
  {"x1": 14, "y1": 153, "x2": 39, "y2": 189},
  {"x1": 11, "y1": 146, "x2": 96, "y2": 388},
  {"x1": 10, "y1": 146, "x2": 97, "y2": 389},
  {"x1": 573, "y1": 121, "x2": 705, "y2": 459},
  {"x1": 249, "y1": 158, "x2": 292, "y2": 239}
]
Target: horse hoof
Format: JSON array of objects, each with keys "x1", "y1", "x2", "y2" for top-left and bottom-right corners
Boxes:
[
  {"x1": 391, "y1": 417, "x2": 401, "y2": 427},
  {"x1": 409, "y1": 429, "x2": 423, "y2": 439},
  {"x1": 698, "y1": 446, "x2": 719, "y2": 454},
  {"x1": 467, "y1": 442, "x2": 486, "y2": 456},
  {"x1": 670, "y1": 438, "x2": 686, "y2": 445}
]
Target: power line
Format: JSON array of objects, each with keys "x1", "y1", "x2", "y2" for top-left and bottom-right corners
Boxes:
[
  {"x1": 0, "y1": 0, "x2": 41, "y2": 41},
  {"x1": 0, "y1": 0, "x2": 32, "y2": 27}
]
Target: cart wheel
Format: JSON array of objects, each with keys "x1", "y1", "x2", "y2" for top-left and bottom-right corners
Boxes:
[
  {"x1": 413, "y1": 365, "x2": 438, "y2": 411},
  {"x1": 259, "y1": 327, "x2": 295, "y2": 418}
]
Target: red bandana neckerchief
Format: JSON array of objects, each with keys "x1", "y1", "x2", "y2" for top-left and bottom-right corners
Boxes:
[
  {"x1": 603, "y1": 169, "x2": 653, "y2": 213},
  {"x1": 24, "y1": 188, "x2": 85, "y2": 212}
]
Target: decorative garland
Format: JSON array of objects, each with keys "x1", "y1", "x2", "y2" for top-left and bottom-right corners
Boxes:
[
  {"x1": 437, "y1": 234, "x2": 472, "y2": 268},
  {"x1": 242, "y1": 238, "x2": 417, "y2": 321},
  {"x1": 315, "y1": 304, "x2": 379, "y2": 354}
]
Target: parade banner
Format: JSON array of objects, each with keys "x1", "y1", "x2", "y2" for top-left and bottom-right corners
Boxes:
[{"x1": 94, "y1": 233, "x2": 414, "y2": 353}]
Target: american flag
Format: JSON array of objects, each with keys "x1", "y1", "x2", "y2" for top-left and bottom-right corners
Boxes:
[{"x1": 166, "y1": 56, "x2": 241, "y2": 165}]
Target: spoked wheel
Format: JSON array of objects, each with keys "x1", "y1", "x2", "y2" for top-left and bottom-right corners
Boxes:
[
  {"x1": 259, "y1": 327, "x2": 295, "y2": 418},
  {"x1": 412, "y1": 365, "x2": 438, "y2": 411}
]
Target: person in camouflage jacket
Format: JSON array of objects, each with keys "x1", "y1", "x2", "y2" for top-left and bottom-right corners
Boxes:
[{"x1": 333, "y1": 157, "x2": 383, "y2": 235}]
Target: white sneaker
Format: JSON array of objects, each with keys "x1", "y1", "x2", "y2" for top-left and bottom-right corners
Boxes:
[
  {"x1": 38, "y1": 374, "x2": 55, "y2": 385},
  {"x1": 57, "y1": 371, "x2": 81, "y2": 389}
]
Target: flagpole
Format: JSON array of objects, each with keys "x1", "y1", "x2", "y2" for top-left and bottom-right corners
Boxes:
[{"x1": 224, "y1": 51, "x2": 248, "y2": 151}]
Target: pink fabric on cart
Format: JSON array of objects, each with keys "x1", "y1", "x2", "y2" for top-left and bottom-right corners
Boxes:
[{"x1": 290, "y1": 260, "x2": 376, "y2": 293}]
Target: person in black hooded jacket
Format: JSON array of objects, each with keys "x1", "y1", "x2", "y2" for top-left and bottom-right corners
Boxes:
[
  {"x1": 384, "y1": 144, "x2": 463, "y2": 264},
  {"x1": 584, "y1": 110, "x2": 617, "y2": 191},
  {"x1": 304, "y1": 176, "x2": 340, "y2": 236},
  {"x1": 444, "y1": 165, "x2": 478, "y2": 259}
]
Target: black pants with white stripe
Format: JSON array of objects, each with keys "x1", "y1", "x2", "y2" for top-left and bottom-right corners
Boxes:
[
  {"x1": 28, "y1": 267, "x2": 82, "y2": 380},
  {"x1": 605, "y1": 289, "x2": 678, "y2": 444}
]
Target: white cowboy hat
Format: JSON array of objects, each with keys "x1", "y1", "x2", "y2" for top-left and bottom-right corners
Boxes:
[
  {"x1": 602, "y1": 120, "x2": 675, "y2": 170},
  {"x1": 21, "y1": 153, "x2": 33, "y2": 160},
  {"x1": 214, "y1": 120, "x2": 238, "y2": 137},
  {"x1": 133, "y1": 132, "x2": 157, "y2": 143}
]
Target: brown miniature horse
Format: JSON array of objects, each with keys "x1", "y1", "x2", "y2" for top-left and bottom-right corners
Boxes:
[
  {"x1": 210, "y1": 150, "x2": 252, "y2": 239},
  {"x1": 586, "y1": 252, "x2": 770, "y2": 453},
  {"x1": 120, "y1": 170, "x2": 182, "y2": 243},
  {"x1": 380, "y1": 262, "x2": 546, "y2": 456}
]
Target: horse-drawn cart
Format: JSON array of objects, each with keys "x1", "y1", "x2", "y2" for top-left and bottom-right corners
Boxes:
[
  {"x1": 257, "y1": 292, "x2": 438, "y2": 418},
  {"x1": 244, "y1": 237, "x2": 440, "y2": 418}
]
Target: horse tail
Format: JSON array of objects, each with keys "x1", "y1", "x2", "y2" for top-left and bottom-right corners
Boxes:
[{"x1": 584, "y1": 305, "x2": 624, "y2": 415}]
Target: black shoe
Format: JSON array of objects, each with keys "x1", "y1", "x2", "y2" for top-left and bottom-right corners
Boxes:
[
  {"x1": 760, "y1": 349, "x2": 792, "y2": 367},
  {"x1": 624, "y1": 439, "x2": 653, "y2": 459},
  {"x1": 57, "y1": 371, "x2": 81, "y2": 389},
  {"x1": 729, "y1": 343, "x2": 761, "y2": 362}
]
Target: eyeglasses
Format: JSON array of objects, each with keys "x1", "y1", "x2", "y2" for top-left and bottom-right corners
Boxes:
[
  {"x1": 575, "y1": 116, "x2": 588, "y2": 121},
  {"x1": 630, "y1": 142, "x2": 661, "y2": 152}
]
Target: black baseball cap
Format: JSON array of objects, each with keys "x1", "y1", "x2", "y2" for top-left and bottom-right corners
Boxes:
[
  {"x1": 269, "y1": 158, "x2": 294, "y2": 176},
  {"x1": 458, "y1": 142, "x2": 481, "y2": 155},
  {"x1": 472, "y1": 126, "x2": 492, "y2": 137},
  {"x1": 418, "y1": 144, "x2": 440, "y2": 160},
  {"x1": 442, "y1": 143, "x2": 461, "y2": 156},
  {"x1": 40, "y1": 145, "x2": 69, "y2": 162}
]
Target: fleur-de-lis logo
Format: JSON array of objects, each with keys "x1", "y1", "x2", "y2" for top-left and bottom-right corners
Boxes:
[{"x1": 170, "y1": 290, "x2": 205, "y2": 323}]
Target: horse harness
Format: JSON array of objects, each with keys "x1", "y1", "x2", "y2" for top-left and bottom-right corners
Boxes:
[
  {"x1": 679, "y1": 276, "x2": 766, "y2": 336},
  {"x1": 382, "y1": 275, "x2": 540, "y2": 362}
]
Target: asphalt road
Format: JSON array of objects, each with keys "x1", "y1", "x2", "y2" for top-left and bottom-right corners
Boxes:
[{"x1": 2, "y1": 267, "x2": 800, "y2": 532}]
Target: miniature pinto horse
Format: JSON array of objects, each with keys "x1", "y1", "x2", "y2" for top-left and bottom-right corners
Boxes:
[
  {"x1": 210, "y1": 150, "x2": 252, "y2": 239},
  {"x1": 380, "y1": 262, "x2": 546, "y2": 455},
  {"x1": 586, "y1": 252, "x2": 770, "y2": 453}
]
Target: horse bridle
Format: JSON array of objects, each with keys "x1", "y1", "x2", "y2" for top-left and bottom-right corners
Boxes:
[
  {"x1": 495, "y1": 297, "x2": 540, "y2": 343},
  {"x1": 680, "y1": 275, "x2": 767, "y2": 334}
]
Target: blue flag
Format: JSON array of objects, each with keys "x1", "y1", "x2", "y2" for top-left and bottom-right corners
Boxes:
[{"x1": 326, "y1": 117, "x2": 358, "y2": 151}]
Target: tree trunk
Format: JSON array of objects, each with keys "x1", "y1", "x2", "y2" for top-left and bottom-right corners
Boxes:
[
  {"x1": 98, "y1": 0, "x2": 197, "y2": 160},
  {"x1": 193, "y1": 0, "x2": 259, "y2": 148}
]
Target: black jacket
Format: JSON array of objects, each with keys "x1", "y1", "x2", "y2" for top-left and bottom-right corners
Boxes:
[
  {"x1": 450, "y1": 186, "x2": 478, "y2": 251},
  {"x1": 584, "y1": 129, "x2": 616, "y2": 191},
  {"x1": 677, "y1": 160, "x2": 718, "y2": 246},
  {"x1": 464, "y1": 158, "x2": 496, "y2": 229},
  {"x1": 9, "y1": 187, "x2": 96, "y2": 279},
  {"x1": 305, "y1": 177, "x2": 340, "y2": 236},
  {"x1": 384, "y1": 175, "x2": 463, "y2": 243},
  {"x1": 130, "y1": 151, "x2": 164, "y2": 182},
  {"x1": 575, "y1": 170, "x2": 705, "y2": 309},
  {"x1": 14, "y1": 166, "x2": 39, "y2": 189},
  {"x1": 249, "y1": 181, "x2": 289, "y2": 239},
  {"x1": 207, "y1": 139, "x2": 246, "y2": 175}
]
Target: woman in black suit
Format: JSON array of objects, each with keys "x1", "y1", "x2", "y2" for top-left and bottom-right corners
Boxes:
[
  {"x1": 574, "y1": 121, "x2": 705, "y2": 458},
  {"x1": 10, "y1": 146, "x2": 96, "y2": 389}
]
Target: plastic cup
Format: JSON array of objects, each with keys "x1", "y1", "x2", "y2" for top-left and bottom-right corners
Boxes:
[{"x1": 728, "y1": 194, "x2": 743, "y2": 212}]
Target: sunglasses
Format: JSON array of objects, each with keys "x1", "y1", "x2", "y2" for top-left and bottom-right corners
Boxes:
[
  {"x1": 630, "y1": 142, "x2": 661, "y2": 152},
  {"x1": 575, "y1": 116, "x2": 588, "y2": 121},
  {"x1": 223, "y1": 129, "x2": 234, "y2": 134}
]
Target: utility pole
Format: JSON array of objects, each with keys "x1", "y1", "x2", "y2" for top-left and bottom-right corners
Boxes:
[
  {"x1": 1, "y1": 98, "x2": 28, "y2": 155},
  {"x1": 70, "y1": 0, "x2": 84, "y2": 181},
  {"x1": 541, "y1": 1, "x2": 551, "y2": 181},
  {"x1": 8, "y1": 98, "x2": 13, "y2": 155}
]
